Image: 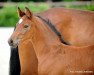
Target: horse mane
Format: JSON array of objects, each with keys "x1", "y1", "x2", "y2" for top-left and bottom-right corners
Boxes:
[
  {"x1": 9, "y1": 46, "x2": 20, "y2": 75},
  {"x1": 37, "y1": 16, "x2": 69, "y2": 45}
]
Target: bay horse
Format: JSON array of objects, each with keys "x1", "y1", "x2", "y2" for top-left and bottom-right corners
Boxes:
[
  {"x1": 38, "y1": 8, "x2": 94, "y2": 46},
  {"x1": 8, "y1": 7, "x2": 94, "y2": 75}
]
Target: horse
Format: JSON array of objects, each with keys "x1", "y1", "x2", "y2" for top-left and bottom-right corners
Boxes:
[
  {"x1": 8, "y1": 7, "x2": 68, "y2": 75},
  {"x1": 37, "y1": 8, "x2": 94, "y2": 46},
  {"x1": 8, "y1": 7, "x2": 94, "y2": 75}
]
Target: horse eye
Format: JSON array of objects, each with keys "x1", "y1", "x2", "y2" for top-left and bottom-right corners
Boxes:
[{"x1": 24, "y1": 25, "x2": 29, "y2": 28}]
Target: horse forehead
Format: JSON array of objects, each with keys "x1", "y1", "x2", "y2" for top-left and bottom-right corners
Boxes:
[{"x1": 18, "y1": 18, "x2": 23, "y2": 24}]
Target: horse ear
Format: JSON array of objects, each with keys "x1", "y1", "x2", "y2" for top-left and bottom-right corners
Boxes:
[
  {"x1": 17, "y1": 7, "x2": 25, "y2": 18},
  {"x1": 25, "y1": 7, "x2": 33, "y2": 19}
]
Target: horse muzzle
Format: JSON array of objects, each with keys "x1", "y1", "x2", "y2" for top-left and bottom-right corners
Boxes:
[{"x1": 8, "y1": 38, "x2": 19, "y2": 48}]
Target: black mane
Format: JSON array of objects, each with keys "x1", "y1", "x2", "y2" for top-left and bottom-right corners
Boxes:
[
  {"x1": 9, "y1": 46, "x2": 20, "y2": 75},
  {"x1": 37, "y1": 16, "x2": 69, "y2": 45}
]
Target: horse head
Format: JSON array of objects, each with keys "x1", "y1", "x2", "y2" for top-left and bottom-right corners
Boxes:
[{"x1": 8, "y1": 7, "x2": 33, "y2": 48}]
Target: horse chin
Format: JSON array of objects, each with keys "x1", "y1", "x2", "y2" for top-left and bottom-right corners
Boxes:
[{"x1": 11, "y1": 45, "x2": 18, "y2": 48}]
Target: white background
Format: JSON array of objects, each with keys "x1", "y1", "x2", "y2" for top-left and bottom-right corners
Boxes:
[{"x1": 0, "y1": 27, "x2": 13, "y2": 75}]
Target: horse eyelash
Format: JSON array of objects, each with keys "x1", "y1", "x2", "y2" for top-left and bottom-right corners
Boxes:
[{"x1": 24, "y1": 25, "x2": 29, "y2": 28}]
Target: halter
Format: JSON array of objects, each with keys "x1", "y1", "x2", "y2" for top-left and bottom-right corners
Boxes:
[{"x1": 37, "y1": 16, "x2": 69, "y2": 45}]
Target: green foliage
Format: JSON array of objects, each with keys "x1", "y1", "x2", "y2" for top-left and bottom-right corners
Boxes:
[
  {"x1": 62, "y1": 0, "x2": 76, "y2": 2},
  {"x1": 67, "y1": 4, "x2": 94, "y2": 11},
  {"x1": 0, "y1": 0, "x2": 45, "y2": 2},
  {"x1": 0, "y1": 2, "x2": 94, "y2": 27},
  {"x1": 0, "y1": 3, "x2": 49, "y2": 27},
  {"x1": 0, "y1": 5, "x2": 18, "y2": 27}
]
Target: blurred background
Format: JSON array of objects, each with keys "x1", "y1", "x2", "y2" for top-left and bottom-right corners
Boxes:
[
  {"x1": 0, "y1": 0, "x2": 94, "y2": 27},
  {"x1": 0, "y1": 0, "x2": 94, "y2": 75}
]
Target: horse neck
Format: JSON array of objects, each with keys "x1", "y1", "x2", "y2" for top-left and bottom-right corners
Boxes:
[
  {"x1": 30, "y1": 16, "x2": 61, "y2": 57},
  {"x1": 18, "y1": 39, "x2": 38, "y2": 75}
]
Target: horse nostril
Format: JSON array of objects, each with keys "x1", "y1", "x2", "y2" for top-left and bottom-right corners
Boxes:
[
  {"x1": 10, "y1": 39, "x2": 13, "y2": 43},
  {"x1": 8, "y1": 39, "x2": 13, "y2": 46}
]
